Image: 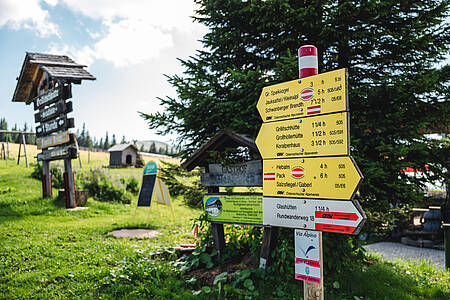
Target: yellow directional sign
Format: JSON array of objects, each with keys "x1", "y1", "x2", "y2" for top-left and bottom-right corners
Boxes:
[
  {"x1": 257, "y1": 68, "x2": 347, "y2": 122},
  {"x1": 256, "y1": 112, "x2": 349, "y2": 159},
  {"x1": 263, "y1": 156, "x2": 362, "y2": 200}
]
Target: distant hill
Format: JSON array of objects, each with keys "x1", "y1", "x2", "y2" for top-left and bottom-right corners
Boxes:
[{"x1": 134, "y1": 140, "x2": 176, "y2": 154}]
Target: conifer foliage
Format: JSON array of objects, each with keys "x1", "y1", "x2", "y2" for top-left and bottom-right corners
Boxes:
[{"x1": 141, "y1": 0, "x2": 449, "y2": 232}]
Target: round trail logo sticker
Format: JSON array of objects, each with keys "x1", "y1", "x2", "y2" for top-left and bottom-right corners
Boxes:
[
  {"x1": 300, "y1": 88, "x2": 314, "y2": 101},
  {"x1": 291, "y1": 167, "x2": 305, "y2": 179},
  {"x1": 205, "y1": 197, "x2": 223, "y2": 217}
]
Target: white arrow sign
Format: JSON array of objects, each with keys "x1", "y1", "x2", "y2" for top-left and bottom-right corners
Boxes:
[{"x1": 263, "y1": 197, "x2": 366, "y2": 235}]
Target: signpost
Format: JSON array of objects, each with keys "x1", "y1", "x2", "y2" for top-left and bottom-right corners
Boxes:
[
  {"x1": 256, "y1": 112, "x2": 349, "y2": 159},
  {"x1": 256, "y1": 45, "x2": 365, "y2": 300},
  {"x1": 262, "y1": 156, "x2": 362, "y2": 200},
  {"x1": 201, "y1": 160, "x2": 262, "y2": 187},
  {"x1": 36, "y1": 116, "x2": 74, "y2": 137},
  {"x1": 36, "y1": 131, "x2": 71, "y2": 150},
  {"x1": 34, "y1": 101, "x2": 73, "y2": 123},
  {"x1": 32, "y1": 82, "x2": 77, "y2": 207},
  {"x1": 33, "y1": 85, "x2": 71, "y2": 110},
  {"x1": 263, "y1": 197, "x2": 365, "y2": 234},
  {"x1": 37, "y1": 145, "x2": 77, "y2": 161},
  {"x1": 256, "y1": 68, "x2": 348, "y2": 122}
]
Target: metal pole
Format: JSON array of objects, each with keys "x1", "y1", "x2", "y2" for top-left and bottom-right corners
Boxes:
[{"x1": 298, "y1": 45, "x2": 323, "y2": 300}]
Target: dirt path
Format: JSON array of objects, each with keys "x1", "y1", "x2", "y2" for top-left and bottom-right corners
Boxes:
[{"x1": 363, "y1": 242, "x2": 445, "y2": 269}]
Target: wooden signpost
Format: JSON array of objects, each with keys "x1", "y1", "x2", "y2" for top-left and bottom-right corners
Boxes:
[
  {"x1": 32, "y1": 83, "x2": 77, "y2": 206},
  {"x1": 36, "y1": 131, "x2": 72, "y2": 150},
  {"x1": 201, "y1": 160, "x2": 262, "y2": 187},
  {"x1": 256, "y1": 45, "x2": 365, "y2": 300},
  {"x1": 12, "y1": 53, "x2": 95, "y2": 207}
]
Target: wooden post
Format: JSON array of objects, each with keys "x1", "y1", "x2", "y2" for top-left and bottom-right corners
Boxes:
[
  {"x1": 17, "y1": 139, "x2": 21, "y2": 165},
  {"x1": 6, "y1": 135, "x2": 9, "y2": 166},
  {"x1": 42, "y1": 161, "x2": 52, "y2": 198},
  {"x1": 64, "y1": 158, "x2": 76, "y2": 208},
  {"x1": 259, "y1": 226, "x2": 279, "y2": 268},
  {"x1": 21, "y1": 133, "x2": 29, "y2": 167},
  {"x1": 208, "y1": 186, "x2": 225, "y2": 261}
]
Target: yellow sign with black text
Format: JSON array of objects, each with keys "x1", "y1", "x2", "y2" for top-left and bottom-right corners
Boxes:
[
  {"x1": 257, "y1": 68, "x2": 348, "y2": 122},
  {"x1": 256, "y1": 112, "x2": 349, "y2": 159},
  {"x1": 263, "y1": 156, "x2": 362, "y2": 200}
]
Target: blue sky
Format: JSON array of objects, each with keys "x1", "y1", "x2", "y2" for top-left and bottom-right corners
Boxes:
[{"x1": 0, "y1": 0, "x2": 207, "y2": 144}]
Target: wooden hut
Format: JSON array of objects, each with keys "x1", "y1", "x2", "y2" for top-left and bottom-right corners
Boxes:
[{"x1": 108, "y1": 143, "x2": 141, "y2": 167}]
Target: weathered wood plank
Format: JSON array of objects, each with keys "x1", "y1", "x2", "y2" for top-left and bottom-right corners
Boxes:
[
  {"x1": 33, "y1": 84, "x2": 72, "y2": 110},
  {"x1": 35, "y1": 116, "x2": 74, "y2": 137},
  {"x1": 34, "y1": 101, "x2": 73, "y2": 123},
  {"x1": 36, "y1": 131, "x2": 72, "y2": 150},
  {"x1": 201, "y1": 160, "x2": 262, "y2": 187},
  {"x1": 37, "y1": 145, "x2": 77, "y2": 161}
]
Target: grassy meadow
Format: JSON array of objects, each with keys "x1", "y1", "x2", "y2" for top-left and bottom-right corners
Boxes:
[{"x1": 0, "y1": 143, "x2": 449, "y2": 299}]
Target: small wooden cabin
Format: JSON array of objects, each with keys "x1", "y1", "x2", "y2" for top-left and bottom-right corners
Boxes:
[{"x1": 108, "y1": 144, "x2": 140, "y2": 167}]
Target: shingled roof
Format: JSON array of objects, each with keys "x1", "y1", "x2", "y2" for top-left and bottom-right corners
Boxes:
[
  {"x1": 181, "y1": 130, "x2": 260, "y2": 171},
  {"x1": 12, "y1": 52, "x2": 96, "y2": 104}
]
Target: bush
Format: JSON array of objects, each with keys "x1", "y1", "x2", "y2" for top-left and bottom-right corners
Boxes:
[
  {"x1": 159, "y1": 161, "x2": 206, "y2": 208},
  {"x1": 76, "y1": 168, "x2": 133, "y2": 204},
  {"x1": 120, "y1": 177, "x2": 140, "y2": 194},
  {"x1": 30, "y1": 163, "x2": 65, "y2": 189}
]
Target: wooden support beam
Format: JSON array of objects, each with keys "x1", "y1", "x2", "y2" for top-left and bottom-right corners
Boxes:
[
  {"x1": 208, "y1": 186, "x2": 225, "y2": 261},
  {"x1": 259, "y1": 226, "x2": 279, "y2": 269},
  {"x1": 42, "y1": 161, "x2": 52, "y2": 198},
  {"x1": 64, "y1": 158, "x2": 76, "y2": 208}
]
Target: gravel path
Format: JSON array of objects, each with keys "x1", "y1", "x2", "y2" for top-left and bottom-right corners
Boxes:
[{"x1": 363, "y1": 242, "x2": 445, "y2": 269}]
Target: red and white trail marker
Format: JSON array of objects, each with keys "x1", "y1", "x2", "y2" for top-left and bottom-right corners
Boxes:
[
  {"x1": 263, "y1": 197, "x2": 366, "y2": 235},
  {"x1": 298, "y1": 45, "x2": 318, "y2": 78}
]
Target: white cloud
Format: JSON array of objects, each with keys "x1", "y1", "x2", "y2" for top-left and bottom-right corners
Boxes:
[
  {"x1": 0, "y1": 0, "x2": 59, "y2": 37},
  {"x1": 92, "y1": 19, "x2": 174, "y2": 67},
  {"x1": 54, "y1": 0, "x2": 205, "y2": 67}
]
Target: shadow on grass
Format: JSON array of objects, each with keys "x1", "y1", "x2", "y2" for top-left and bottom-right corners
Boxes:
[{"x1": 0, "y1": 195, "x2": 66, "y2": 222}]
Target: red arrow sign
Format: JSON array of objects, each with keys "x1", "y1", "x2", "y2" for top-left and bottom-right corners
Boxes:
[{"x1": 263, "y1": 197, "x2": 366, "y2": 235}]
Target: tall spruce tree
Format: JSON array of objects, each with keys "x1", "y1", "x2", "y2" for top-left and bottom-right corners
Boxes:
[{"x1": 141, "y1": 1, "x2": 449, "y2": 233}]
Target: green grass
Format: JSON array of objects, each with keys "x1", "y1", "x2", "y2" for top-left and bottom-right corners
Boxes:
[
  {"x1": 1, "y1": 159, "x2": 449, "y2": 299},
  {"x1": 0, "y1": 160, "x2": 199, "y2": 299}
]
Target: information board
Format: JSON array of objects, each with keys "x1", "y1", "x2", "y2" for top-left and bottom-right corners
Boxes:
[
  {"x1": 204, "y1": 194, "x2": 263, "y2": 226},
  {"x1": 137, "y1": 161, "x2": 158, "y2": 207},
  {"x1": 257, "y1": 69, "x2": 348, "y2": 122},
  {"x1": 256, "y1": 112, "x2": 349, "y2": 159},
  {"x1": 263, "y1": 156, "x2": 362, "y2": 200}
]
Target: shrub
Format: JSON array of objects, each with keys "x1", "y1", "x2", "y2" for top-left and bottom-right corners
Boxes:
[
  {"x1": 76, "y1": 168, "x2": 133, "y2": 204},
  {"x1": 30, "y1": 163, "x2": 65, "y2": 189},
  {"x1": 159, "y1": 161, "x2": 206, "y2": 208}
]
